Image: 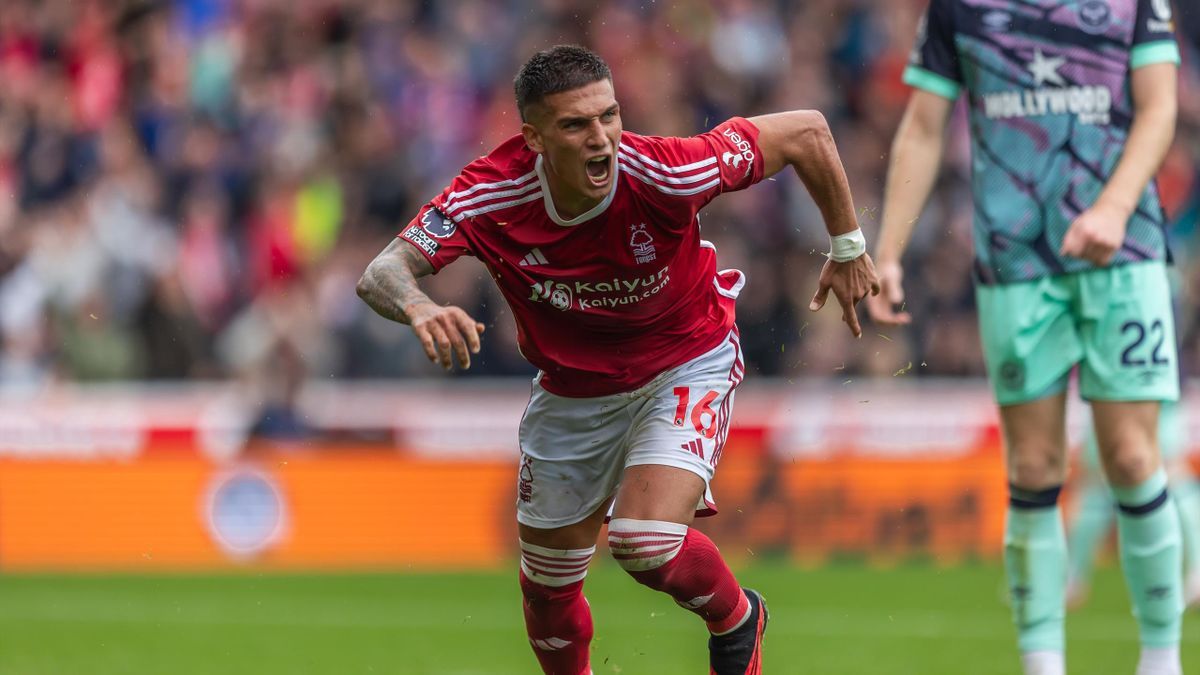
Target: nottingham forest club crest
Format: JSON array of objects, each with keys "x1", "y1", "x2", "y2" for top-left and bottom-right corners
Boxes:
[{"x1": 629, "y1": 224, "x2": 657, "y2": 264}]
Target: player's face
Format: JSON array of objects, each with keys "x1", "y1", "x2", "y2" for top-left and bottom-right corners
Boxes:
[{"x1": 522, "y1": 79, "x2": 621, "y2": 216}]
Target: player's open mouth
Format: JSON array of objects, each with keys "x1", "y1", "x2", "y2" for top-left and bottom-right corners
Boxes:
[{"x1": 585, "y1": 156, "x2": 611, "y2": 186}]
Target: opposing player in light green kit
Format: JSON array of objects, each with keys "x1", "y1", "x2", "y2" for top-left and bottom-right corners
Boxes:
[{"x1": 868, "y1": 1, "x2": 1187, "y2": 674}]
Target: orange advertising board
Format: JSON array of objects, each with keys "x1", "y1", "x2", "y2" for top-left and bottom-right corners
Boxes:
[
  {"x1": 0, "y1": 442, "x2": 1021, "y2": 571},
  {"x1": 0, "y1": 452, "x2": 515, "y2": 571},
  {"x1": 1, "y1": 384, "x2": 1193, "y2": 571},
  {"x1": 699, "y1": 449, "x2": 1009, "y2": 565}
]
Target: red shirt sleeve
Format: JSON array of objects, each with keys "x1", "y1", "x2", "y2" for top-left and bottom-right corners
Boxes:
[
  {"x1": 701, "y1": 116, "x2": 766, "y2": 192},
  {"x1": 619, "y1": 116, "x2": 766, "y2": 215},
  {"x1": 397, "y1": 173, "x2": 480, "y2": 273}
]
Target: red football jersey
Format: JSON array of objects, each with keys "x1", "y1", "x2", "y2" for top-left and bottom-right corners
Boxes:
[{"x1": 399, "y1": 117, "x2": 766, "y2": 397}]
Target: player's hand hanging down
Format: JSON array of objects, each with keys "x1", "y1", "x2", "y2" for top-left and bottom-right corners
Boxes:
[
  {"x1": 408, "y1": 301, "x2": 485, "y2": 370},
  {"x1": 356, "y1": 237, "x2": 485, "y2": 372},
  {"x1": 747, "y1": 110, "x2": 881, "y2": 339},
  {"x1": 865, "y1": 259, "x2": 911, "y2": 327},
  {"x1": 809, "y1": 253, "x2": 881, "y2": 338}
]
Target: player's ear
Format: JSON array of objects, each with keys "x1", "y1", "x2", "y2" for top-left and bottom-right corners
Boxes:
[{"x1": 522, "y1": 122, "x2": 544, "y2": 154}]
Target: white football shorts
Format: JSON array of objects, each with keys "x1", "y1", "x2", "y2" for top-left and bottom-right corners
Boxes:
[{"x1": 515, "y1": 328, "x2": 745, "y2": 529}]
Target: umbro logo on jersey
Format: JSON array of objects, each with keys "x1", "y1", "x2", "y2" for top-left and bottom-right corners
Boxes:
[{"x1": 519, "y1": 248, "x2": 549, "y2": 267}]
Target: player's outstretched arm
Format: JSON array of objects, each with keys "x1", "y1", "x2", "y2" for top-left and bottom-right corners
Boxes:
[
  {"x1": 357, "y1": 238, "x2": 485, "y2": 370},
  {"x1": 1061, "y1": 62, "x2": 1177, "y2": 266},
  {"x1": 867, "y1": 90, "x2": 953, "y2": 327},
  {"x1": 749, "y1": 110, "x2": 880, "y2": 338}
]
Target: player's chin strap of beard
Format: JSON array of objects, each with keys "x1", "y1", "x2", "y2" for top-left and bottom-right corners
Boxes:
[{"x1": 828, "y1": 228, "x2": 867, "y2": 262}]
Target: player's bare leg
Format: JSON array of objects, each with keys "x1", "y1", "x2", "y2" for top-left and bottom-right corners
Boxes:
[
  {"x1": 517, "y1": 498, "x2": 613, "y2": 675},
  {"x1": 609, "y1": 464, "x2": 766, "y2": 675},
  {"x1": 1092, "y1": 401, "x2": 1183, "y2": 675},
  {"x1": 1000, "y1": 393, "x2": 1069, "y2": 675}
]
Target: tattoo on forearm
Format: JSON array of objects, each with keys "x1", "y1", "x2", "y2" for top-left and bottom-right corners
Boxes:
[{"x1": 359, "y1": 240, "x2": 435, "y2": 325}]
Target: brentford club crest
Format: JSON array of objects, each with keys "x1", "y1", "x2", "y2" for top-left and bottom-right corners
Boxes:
[{"x1": 629, "y1": 224, "x2": 657, "y2": 264}]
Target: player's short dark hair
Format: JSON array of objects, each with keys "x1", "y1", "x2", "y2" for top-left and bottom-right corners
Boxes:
[{"x1": 514, "y1": 45, "x2": 612, "y2": 122}]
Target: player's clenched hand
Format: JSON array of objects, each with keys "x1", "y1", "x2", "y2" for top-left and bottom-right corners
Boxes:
[
  {"x1": 808, "y1": 253, "x2": 881, "y2": 338},
  {"x1": 407, "y1": 301, "x2": 486, "y2": 370},
  {"x1": 1060, "y1": 201, "x2": 1129, "y2": 266},
  {"x1": 865, "y1": 260, "x2": 911, "y2": 326}
]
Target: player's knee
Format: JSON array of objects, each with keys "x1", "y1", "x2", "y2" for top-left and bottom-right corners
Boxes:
[
  {"x1": 1103, "y1": 440, "x2": 1157, "y2": 487},
  {"x1": 1008, "y1": 449, "x2": 1065, "y2": 490},
  {"x1": 607, "y1": 518, "x2": 687, "y2": 576}
]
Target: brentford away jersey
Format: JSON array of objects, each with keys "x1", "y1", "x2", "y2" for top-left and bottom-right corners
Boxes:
[
  {"x1": 905, "y1": 0, "x2": 1181, "y2": 284},
  {"x1": 399, "y1": 117, "x2": 765, "y2": 397}
]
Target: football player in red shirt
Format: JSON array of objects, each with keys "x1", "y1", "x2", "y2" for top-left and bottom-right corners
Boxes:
[{"x1": 358, "y1": 45, "x2": 878, "y2": 675}]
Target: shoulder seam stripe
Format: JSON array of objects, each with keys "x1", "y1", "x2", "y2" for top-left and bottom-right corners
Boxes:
[
  {"x1": 621, "y1": 162, "x2": 721, "y2": 196},
  {"x1": 451, "y1": 190, "x2": 543, "y2": 222},
  {"x1": 617, "y1": 143, "x2": 718, "y2": 173},
  {"x1": 443, "y1": 179, "x2": 541, "y2": 214},
  {"x1": 444, "y1": 170, "x2": 537, "y2": 203},
  {"x1": 617, "y1": 152, "x2": 720, "y2": 185}
]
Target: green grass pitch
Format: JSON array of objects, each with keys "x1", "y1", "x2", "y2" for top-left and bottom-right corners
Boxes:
[{"x1": 1, "y1": 562, "x2": 1196, "y2": 674}]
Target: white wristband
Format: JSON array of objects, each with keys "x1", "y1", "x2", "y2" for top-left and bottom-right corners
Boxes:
[{"x1": 828, "y1": 229, "x2": 866, "y2": 262}]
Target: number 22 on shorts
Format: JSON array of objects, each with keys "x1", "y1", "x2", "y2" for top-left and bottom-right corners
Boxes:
[
  {"x1": 1120, "y1": 319, "x2": 1171, "y2": 367},
  {"x1": 672, "y1": 387, "x2": 719, "y2": 438}
]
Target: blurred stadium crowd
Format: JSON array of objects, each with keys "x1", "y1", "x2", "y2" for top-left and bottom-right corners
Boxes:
[{"x1": 1, "y1": 0, "x2": 1198, "y2": 391}]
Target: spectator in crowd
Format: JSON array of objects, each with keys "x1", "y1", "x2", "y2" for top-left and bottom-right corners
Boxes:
[{"x1": 0, "y1": 0, "x2": 1196, "y2": 387}]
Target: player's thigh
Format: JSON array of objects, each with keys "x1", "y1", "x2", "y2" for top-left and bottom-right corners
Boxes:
[
  {"x1": 999, "y1": 391, "x2": 1069, "y2": 488},
  {"x1": 618, "y1": 329, "x2": 745, "y2": 522},
  {"x1": 518, "y1": 497, "x2": 612, "y2": 550},
  {"x1": 1077, "y1": 262, "x2": 1179, "y2": 403},
  {"x1": 1079, "y1": 394, "x2": 1181, "y2": 478},
  {"x1": 515, "y1": 383, "x2": 632, "y2": 531},
  {"x1": 976, "y1": 277, "x2": 1082, "y2": 406},
  {"x1": 611, "y1": 465, "x2": 705, "y2": 524}
]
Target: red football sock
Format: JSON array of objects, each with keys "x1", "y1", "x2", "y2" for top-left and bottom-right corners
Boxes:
[
  {"x1": 519, "y1": 542, "x2": 594, "y2": 675},
  {"x1": 610, "y1": 520, "x2": 750, "y2": 635}
]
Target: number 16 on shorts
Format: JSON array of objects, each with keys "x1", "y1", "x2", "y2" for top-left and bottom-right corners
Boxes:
[{"x1": 672, "y1": 387, "x2": 729, "y2": 467}]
